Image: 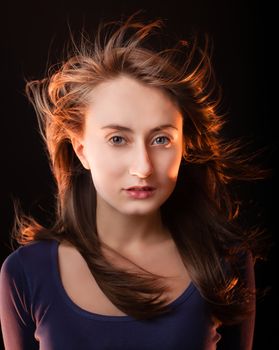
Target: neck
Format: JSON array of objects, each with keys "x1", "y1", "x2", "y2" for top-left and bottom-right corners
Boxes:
[{"x1": 96, "y1": 200, "x2": 171, "y2": 254}]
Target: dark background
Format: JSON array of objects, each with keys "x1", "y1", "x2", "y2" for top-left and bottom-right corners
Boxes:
[{"x1": 0, "y1": 0, "x2": 276, "y2": 349}]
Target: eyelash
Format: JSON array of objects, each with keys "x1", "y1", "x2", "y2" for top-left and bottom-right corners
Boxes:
[{"x1": 108, "y1": 135, "x2": 172, "y2": 146}]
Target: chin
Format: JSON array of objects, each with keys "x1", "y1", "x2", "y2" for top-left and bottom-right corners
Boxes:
[{"x1": 121, "y1": 203, "x2": 162, "y2": 216}]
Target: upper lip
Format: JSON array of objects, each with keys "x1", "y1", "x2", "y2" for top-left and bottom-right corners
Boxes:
[{"x1": 125, "y1": 186, "x2": 156, "y2": 190}]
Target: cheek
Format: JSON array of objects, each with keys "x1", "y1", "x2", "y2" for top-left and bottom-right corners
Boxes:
[
  {"x1": 156, "y1": 148, "x2": 182, "y2": 181},
  {"x1": 87, "y1": 148, "x2": 125, "y2": 180}
]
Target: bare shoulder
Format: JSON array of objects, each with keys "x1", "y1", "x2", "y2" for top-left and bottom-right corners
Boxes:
[{"x1": 58, "y1": 240, "x2": 89, "y2": 273}]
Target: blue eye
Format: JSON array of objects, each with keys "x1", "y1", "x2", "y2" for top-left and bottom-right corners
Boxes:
[
  {"x1": 108, "y1": 136, "x2": 126, "y2": 145},
  {"x1": 153, "y1": 136, "x2": 170, "y2": 145}
]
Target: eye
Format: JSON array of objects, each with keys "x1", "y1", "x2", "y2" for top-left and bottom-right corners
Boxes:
[
  {"x1": 108, "y1": 135, "x2": 126, "y2": 145},
  {"x1": 153, "y1": 136, "x2": 171, "y2": 145}
]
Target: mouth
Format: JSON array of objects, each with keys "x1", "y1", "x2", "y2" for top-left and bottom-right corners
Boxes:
[
  {"x1": 125, "y1": 186, "x2": 156, "y2": 191},
  {"x1": 124, "y1": 186, "x2": 156, "y2": 199}
]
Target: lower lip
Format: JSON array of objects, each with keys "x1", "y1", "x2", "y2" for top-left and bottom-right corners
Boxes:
[{"x1": 125, "y1": 189, "x2": 156, "y2": 199}]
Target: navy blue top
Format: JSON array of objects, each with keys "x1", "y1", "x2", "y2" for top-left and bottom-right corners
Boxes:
[{"x1": 0, "y1": 239, "x2": 254, "y2": 349}]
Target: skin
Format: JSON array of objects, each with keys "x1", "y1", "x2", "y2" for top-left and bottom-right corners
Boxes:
[{"x1": 72, "y1": 74, "x2": 184, "y2": 255}]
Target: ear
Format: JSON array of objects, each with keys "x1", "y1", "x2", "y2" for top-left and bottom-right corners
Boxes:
[{"x1": 71, "y1": 136, "x2": 90, "y2": 170}]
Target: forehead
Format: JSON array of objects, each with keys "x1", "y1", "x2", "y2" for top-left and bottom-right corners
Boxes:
[{"x1": 85, "y1": 75, "x2": 182, "y2": 127}]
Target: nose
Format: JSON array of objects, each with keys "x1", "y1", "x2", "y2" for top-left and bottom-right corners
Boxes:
[{"x1": 129, "y1": 143, "x2": 153, "y2": 178}]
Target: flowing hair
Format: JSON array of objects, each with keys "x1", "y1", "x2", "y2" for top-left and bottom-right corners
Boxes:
[{"x1": 11, "y1": 12, "x2": 269, "y2": 323}]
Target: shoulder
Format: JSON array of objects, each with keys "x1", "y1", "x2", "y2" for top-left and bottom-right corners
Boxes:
[
  {"x1": 0, "y1": 239, "x2": 58, "y2": 282},
  {"x1": 225, "y1": 244, "x2": 255, "y2": 269},
  {"x1": 235, "y1": 248, "x2": 255, "y2": 277}
]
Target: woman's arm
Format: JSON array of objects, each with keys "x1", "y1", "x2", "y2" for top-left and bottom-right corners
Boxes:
[
  {"x1": 0, "y1": 251, "x2": 39, "y2": 350},
  {"x1": 239, "y1": 250, "x2": 256, "y2": 349},
  {"x1": 218, "y1": 250, "x2": 256, "y2": 350}
]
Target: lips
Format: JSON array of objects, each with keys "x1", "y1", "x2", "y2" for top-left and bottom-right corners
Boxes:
[
  {"x1": 126, "y1": 186, "x2": 156, "y2": 191},
  {"x1": 124, "y1": 186, "x2": 156, "y2": 199}
]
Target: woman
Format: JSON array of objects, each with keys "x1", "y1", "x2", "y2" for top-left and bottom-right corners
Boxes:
[{"x1": 0, "y1": 13, "x2": 267, "y2": 349}]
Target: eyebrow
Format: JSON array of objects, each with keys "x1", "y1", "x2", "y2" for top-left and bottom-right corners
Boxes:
[{"x1": 101, "y1": 124, "x2": 178, "y2": 132}]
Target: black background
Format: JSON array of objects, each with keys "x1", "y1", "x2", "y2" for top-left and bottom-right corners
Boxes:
[{"x1": 0, "y1": 0, "x2": 276, "y2": 349}]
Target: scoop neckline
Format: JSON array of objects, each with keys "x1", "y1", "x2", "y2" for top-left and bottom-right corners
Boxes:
[{"x1": 51, "y1": 239, "x2": 195, "y2": 322}]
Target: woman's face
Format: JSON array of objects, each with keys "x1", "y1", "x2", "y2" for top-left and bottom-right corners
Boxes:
[{"x1": 73, "y1": 75, "x2": 184, "y2": 217}]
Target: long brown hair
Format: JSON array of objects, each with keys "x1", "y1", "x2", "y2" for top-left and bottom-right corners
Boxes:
[{"x1": 12, "y1": 12, "x2": 268, "y2": 324}]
